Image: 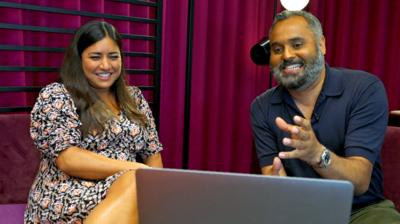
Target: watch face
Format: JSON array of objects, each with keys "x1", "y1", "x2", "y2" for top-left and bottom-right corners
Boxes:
[{"x1": 322, "y1": 149, "x2": 331, "y2": 168}]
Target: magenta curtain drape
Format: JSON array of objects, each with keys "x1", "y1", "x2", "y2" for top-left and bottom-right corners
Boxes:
[
  {"x1": 187, "y1": 0, "x2": 272, "y2": 172},
  {"x1": 159, "y1": 0, "x2": 189, "y2": 168}
]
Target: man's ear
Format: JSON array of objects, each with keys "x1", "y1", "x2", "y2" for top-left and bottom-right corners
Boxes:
[{"x1": 320, "y1": 36, "x2": 326, "y2": 55}]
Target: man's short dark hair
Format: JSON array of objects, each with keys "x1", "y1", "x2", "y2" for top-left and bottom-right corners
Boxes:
[{"x1": 269, "y1": 10, "x2": 324, "y2": 40}]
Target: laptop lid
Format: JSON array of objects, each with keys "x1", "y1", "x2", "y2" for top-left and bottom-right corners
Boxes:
[{"x1": 136, "y1": 168, "x2": 353, "y2": 224}]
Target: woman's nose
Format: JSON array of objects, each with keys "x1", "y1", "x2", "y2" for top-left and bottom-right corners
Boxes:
[{"x1": 99, "y1": 58, "x2": 111, "y2": 69}]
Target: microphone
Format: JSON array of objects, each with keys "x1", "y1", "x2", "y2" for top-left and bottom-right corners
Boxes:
[{"x1": 250, "y1": 36, "x2": 271, "y2": 65}]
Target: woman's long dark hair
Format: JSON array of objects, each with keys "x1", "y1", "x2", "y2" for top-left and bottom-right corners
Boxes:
[{"x1": 60, "y1": 20, "x2": 147, "y2": 136}]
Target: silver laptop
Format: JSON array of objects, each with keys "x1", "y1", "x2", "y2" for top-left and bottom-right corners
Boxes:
[{"x1": 136, "y1": 168, "x2": 353, "y2": 224}]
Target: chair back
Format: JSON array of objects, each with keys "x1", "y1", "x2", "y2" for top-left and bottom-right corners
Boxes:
[
  {"x1": 0, "y1": 113, "x2": 40, "y2": 204},
  {"x1": 381, "y1": 126, "x2": 400, "y2": 210}
]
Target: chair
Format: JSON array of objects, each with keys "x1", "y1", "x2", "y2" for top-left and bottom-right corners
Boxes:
[
  {"x1": 389, "y1": 110, "x2": 400, "y2": 126},
  {"x1": 0, "y1": 204, "x2": 26, "y2": 223},
  {"x1": 381, "y1": 125, "x2": 400, "y2": 211},
  {"x1": 0, "y1": 113, "x2": 40, "y2": 222}
]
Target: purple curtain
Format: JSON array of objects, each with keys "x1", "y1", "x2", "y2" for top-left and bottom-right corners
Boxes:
[
  {"x1": 159, "y1": 0, "x2": 189, "y2": 168},
  {"x1": 187, "y1": 0, "x2": 272, "y2": 172}
]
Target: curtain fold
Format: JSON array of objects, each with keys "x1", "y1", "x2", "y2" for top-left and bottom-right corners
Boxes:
[
  {"x1": 159, "y1": 0, "x2": 189, "y2": 168},
  {"x1": 188, "y1": 0, "x2": 272, "y2": 172}
]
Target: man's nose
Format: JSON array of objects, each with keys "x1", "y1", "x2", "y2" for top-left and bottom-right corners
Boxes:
[{"x1": 282, "y1": 47, "x2": 295, "y2": 60}]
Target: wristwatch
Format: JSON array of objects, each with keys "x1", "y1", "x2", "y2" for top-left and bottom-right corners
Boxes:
[{"x1": 316, "y1": 147, "x2": 331, "y2": 168}]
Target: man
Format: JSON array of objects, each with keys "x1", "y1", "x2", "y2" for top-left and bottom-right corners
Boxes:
[{"x1": 250, "y1": 10, "x2": 400, "y2": 223}]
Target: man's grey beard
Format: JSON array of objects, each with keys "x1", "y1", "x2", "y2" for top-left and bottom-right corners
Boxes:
[{"x1": 272, "y1": 47, "x2": 324, "y2": 91}]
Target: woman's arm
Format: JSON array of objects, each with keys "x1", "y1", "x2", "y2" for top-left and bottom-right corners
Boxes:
[
  {"x1": 56, "y1": 146, "x2": 148, "y2": 180},
  {"x1": 144, "y1": 152, "x2": 163, "y2": 168}
]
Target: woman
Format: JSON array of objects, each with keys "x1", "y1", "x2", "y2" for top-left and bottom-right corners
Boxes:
[{"x1": 24, "y1": 21, "x2": 163, "y2": 223}]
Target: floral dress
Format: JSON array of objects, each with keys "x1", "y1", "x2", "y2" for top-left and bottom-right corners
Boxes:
[{"x1": 24, "y1": 82, "x2": 163, "y2": 223}]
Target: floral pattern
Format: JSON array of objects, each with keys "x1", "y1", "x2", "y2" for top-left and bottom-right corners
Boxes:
[{"x1": 24, "y1": 82, "x2": 162, "y2": 223}]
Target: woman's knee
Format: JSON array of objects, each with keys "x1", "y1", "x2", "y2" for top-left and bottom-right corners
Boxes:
[{"x1": 108, "y1": 170, "x2": 137, "y2": 197}]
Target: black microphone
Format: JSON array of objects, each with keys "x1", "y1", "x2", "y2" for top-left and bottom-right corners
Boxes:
[{"x1": 250, "y1": 36, "x2": 271, "y2": 65}]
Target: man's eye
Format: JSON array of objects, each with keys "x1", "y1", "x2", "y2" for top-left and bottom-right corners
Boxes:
[
  {"x1": 293, "y1": 42, "x2": 303, "y2": 49},
  {"x1": 272, "y1": 47, "x2": 282, "y2": 54}
]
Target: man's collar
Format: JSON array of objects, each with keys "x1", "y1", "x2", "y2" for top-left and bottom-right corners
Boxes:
[
  {"x1": 270, "y1": 86, "x2": 285, "y2": 104},
  {"x1": 321, "y1": 64, "x2": 344, "y2": 97}
]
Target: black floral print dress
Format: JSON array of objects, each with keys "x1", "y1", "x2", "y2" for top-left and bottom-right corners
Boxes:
[{"x1": 24, "y1": 82, "x2": 163, "y2": 223}]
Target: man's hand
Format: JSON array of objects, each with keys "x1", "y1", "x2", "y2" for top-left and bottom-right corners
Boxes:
[
  {"x1": 273, "y1": 115, "x2": 374, "y2": 195},
  {"x1": 275, "y1": 116, "x2": 323, "y2": 166},
  {"x1": 272, "y1": 157, "x2": 287, "y2": 176},
  {"x1": 261, "y1": 157, "x2": 287, "y2": 176}
]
